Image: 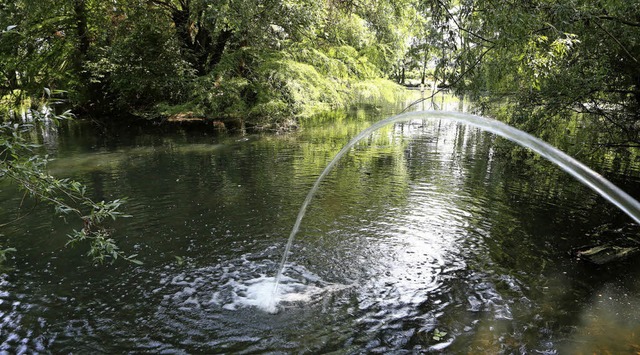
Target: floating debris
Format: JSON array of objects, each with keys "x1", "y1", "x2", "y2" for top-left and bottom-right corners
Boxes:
[{"x1": 575, "y1": 244, "x2": 640, "y2": 265}]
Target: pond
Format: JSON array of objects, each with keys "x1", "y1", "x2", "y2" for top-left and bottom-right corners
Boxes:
[{"x1": 2, "y1": 95, "x2": 640, "y2": 353}]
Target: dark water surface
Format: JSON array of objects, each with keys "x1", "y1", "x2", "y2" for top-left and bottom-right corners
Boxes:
[{"x1": 2, "y1": 98, "x2": 640, "y2": 353}]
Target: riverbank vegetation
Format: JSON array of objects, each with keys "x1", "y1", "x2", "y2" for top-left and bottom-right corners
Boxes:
[
  {"x1": 1, "y1": 0, "x2": 638, "y2": 143},
  {"x1": 0, "y1": 0, "x2": 416, "y2": 259},
  {"x1": 0, "y1": 0, "x2": 414, "y2": 128},
  {"x1": 402, "y1": 0, "x2": 640, "y2": 148}
]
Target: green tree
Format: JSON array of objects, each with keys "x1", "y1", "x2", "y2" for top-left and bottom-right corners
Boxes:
[
  {"x1": 0, "y1": 1, "x2": 76, "y2": 107},
  {"x1": 1, "y1": 0, "x2": 417, "y2": 124},
  {"x1": 418, "y1": 0, "x2": 640, "y2": 146},
  {"x1": 0, "y1": 2, "x2": 135, "y2": 263}
]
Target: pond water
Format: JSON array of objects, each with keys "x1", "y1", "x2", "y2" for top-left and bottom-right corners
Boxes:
[{"x1": 2, "y1": 96, "x2": 640, "y2": 353}]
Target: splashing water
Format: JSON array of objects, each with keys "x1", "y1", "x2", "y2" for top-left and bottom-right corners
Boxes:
[
  {"x1": 162, "y1": 254, "x2": 341, "y2": 314},
  {"x1": 233, "y1": 276, "x2": 280, "y2": 314},
  {"x1": 235, "y1": 273, "x2": 342, "y2": 314},
  {"x1": 271, "y1": 110, "x2": 640, "y2": 306}
]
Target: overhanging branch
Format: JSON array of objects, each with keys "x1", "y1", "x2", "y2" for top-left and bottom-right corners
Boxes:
[
  {"x1": 402, "y1": 45, "x2": 496, "y2": 112},
  {"x1": 596, "y1": 15, "x2": 640, "y2": 28}
]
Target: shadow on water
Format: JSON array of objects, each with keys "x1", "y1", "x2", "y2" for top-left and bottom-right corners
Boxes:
[{"x1": 2, "y1": 95, "x2": 640, "y2": 352}]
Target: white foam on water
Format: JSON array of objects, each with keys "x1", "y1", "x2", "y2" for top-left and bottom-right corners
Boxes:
[
  {"x1": 221, "y1": 272, "x2": 350, "y2": 314},
  {"x1": 158, "y1": 255, "x2": 353, "y2": 314},
  {"x1": 237, "y1": 276, "x2": 280, "y2": 313}
]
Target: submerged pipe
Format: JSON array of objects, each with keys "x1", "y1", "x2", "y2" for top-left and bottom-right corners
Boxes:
[{"x1": 273, "y1": 110, "x2": 640, "y2": 296}]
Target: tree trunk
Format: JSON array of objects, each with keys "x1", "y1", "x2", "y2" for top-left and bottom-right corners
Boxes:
[
  {"x1": 73, "y1": 0, "x2": 89, "y2": 67},
  {"x1": 421, "y1": 49, "x2": 428, "y2": 85},
  {"x1": 152, "y1": 1, "x2": 230, "y2": 75},
  {"x1": 171, "y1": 9, "x2": 228, "y2": 75},
  {"x1": 170, "y1": 8, "x2": 197, "y2": 66},
  {"x1": 73, "y1": 0, "x2": 95, "y2": 108},
  {"x1": 209, "y1": 29, "x2": 233, "y2": 70}
]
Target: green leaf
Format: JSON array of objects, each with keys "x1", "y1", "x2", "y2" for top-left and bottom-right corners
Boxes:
[
  {"x1": 432, "y1": 328, "x2": 447, "y2": 341},
  {"x1": 0, "y1": 247, "x2": 17, "y2": 263},
  {"x1": 128, "y1": 258, "x2": 144, "y2": 265}
]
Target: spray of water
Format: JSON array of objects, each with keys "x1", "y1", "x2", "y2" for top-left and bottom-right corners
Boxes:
[{"x1": 271, "y1": 110, "x2": 640, "y2": 303}]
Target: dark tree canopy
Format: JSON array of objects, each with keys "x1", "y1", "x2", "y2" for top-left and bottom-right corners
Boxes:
[{"x1": 0, "y1": 0, "x2": 639, "y2": 143}]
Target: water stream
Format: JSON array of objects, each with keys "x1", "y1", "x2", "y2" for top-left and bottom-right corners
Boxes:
[{"x1": 271, "y1": 110, "x2": 640, "y2": 312}]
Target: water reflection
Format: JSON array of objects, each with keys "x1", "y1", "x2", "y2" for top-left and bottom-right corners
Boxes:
[{"x1": 2, "y1": 96, "x2": 640, "y2": 352}]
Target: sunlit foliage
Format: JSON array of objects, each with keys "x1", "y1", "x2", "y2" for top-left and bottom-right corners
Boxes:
[
  {"x1": 413, "y1": 0, "x2": 640, "y2": 146},
  {"x1": 0, "y1": 0, "x2": 413, "y2": 126}
]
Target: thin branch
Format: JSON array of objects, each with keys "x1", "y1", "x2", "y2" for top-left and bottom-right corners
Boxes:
[
  {"x1": 603, "y1": 88, "x2": 637, "y2": 95},
  {"x1": 4, "y1": 168, "x2": 82, "y2": 217},
  {"x1": 402, "y1": 45, "x2": 496, "y2": 112},
  {"x1": 582, "y1": 101, "x2": 628, "y2": 135},
  {"x1": 597, "y1": 142, "x2": 640, "y2": 148},
  {"x1": 596, "y1": 15, "x2": 640, "y2": 28},
  {"x1": 0, "y1": 199, "x2": 38, "y2": 228},
  {"x1": 459, "y1": 26, "x2": 496, "y2": 45},
  {"x1": 435, "y1": 0, "x2": 495, "y2": 45},
  {"x1": 147, "y1": 0, "x2": 178, "y2": 12},
  {"x1": 594, "y1": 21, "x2": 639, "y2": 63}
]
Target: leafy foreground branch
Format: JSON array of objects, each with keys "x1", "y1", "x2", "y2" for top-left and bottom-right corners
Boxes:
[{"x1": 0, "y1": 114, "x2": 139, "y2": 265}]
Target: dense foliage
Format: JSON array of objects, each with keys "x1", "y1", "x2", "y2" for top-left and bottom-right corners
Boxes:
[
  {"x1": 402, "y1": 0, "x2": 640, "y2": 147},
  {"x1": 0, "y1": 0, "x2": 419, "y2": 262},
  {"x1": 1, "y1": 0, "x2": 638, "y2": 140},
  {"x1": 0, "y1": 0, "x2": 415, "y2": 127}
]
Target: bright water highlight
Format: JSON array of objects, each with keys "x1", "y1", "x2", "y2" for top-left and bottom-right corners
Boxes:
[
  {"x1": 272, "y1": 110, "x2": 640, "y2": 308},
  {"x1": 3, "y1": 102, "x2": 640, "y2": 352}
]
